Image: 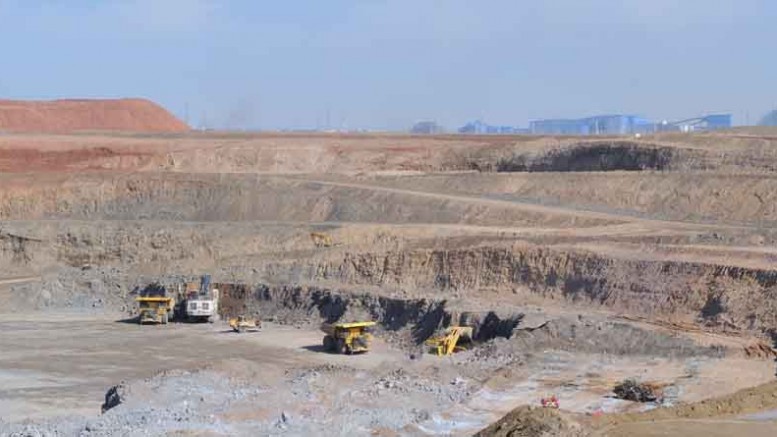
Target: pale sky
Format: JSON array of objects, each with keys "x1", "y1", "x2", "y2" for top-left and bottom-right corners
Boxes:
[{"x1": 0, "y1": 0, "x2": 775, "y2": 130}]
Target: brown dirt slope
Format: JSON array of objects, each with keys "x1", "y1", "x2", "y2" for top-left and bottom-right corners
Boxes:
[
  {"x1": 475, "y1": 405, "x2": 589, "y2": 437},
  {"x1": 479, "y1": 382, "x2": 777, "y2": 437},
  {"x1": 598, "y1": 380, "x2": 777, "y2": 436},
  {"x1": 0, "y1": 98, "x2": 188, "y2": 133},
  {"x1": 606, "y1": 380, "x2": 777, "y2": 426}
]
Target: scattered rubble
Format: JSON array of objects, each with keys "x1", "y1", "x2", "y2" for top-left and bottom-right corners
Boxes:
[{"x1": 613, "y1": 379, "x2": 660, "y2": 403}]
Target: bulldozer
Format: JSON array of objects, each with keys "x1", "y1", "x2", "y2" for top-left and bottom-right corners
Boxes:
[
  {"x1": 426, "y1": 326, "x2": 474, "y2": 356},
  {"x1": 229, "y1": 316, "x2": 261, "y2": 333},
  {"x1": 136, "y1": 296, "x2": 175, "y2": 325},
  {"x1": 321, "y1": 321, "x2": 376, "y2": 354}
]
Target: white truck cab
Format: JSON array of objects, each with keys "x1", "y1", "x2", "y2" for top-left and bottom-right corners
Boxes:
[
  {"x1": 186, "y1": 289, "x2": 219, "y2": 322},
  {"x1": 181, "y1": 275, "x2": 220, "y2": 323}
]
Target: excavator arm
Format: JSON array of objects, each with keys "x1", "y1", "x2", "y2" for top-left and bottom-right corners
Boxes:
[{"x1": 426, "y1": 326, "x2": 473, "y2": 356}]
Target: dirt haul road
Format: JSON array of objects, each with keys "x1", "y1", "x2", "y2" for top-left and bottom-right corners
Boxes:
[{"x1": 0, "y1": 312, "x2": 403, "y2": 421}]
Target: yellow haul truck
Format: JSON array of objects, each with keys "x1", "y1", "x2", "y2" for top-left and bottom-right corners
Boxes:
[
  {"x1": 321, "y1": 321, "x2": 376, "y2": 354},
  {"x1": 136, "y1": 296, "x2": 175, "y2": 325}
]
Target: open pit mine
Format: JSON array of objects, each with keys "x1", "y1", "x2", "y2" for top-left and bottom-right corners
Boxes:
[{"x1": 2, "y1": 101, "x2": 777, "y2": 436}]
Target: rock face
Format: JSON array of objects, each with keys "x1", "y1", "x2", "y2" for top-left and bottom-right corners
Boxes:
[
  {"x1": 0, "y1": 98, "x2": 188, "y2": 133},
  {"x1": 101, "y1": 382, "x2": 128, "y2": 413}
]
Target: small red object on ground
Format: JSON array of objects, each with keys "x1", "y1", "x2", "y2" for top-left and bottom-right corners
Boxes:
[{"x1": 541, "y1": 395, "x2": 559, "y2": 409}]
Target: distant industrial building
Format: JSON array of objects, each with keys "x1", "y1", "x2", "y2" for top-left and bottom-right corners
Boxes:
[
  {"x1": 454, "y1": 113, "x2": 733, "y2": 136},
  {"x1": 410, "y1": 121, "x2": 444, "y2": 134},
  {"x1": 529, "y1": 118, "x2": 586, "y2": 135},
  {"x1": 666, "y1": 114, "x2": 732, "y2": 132},
  {"x1": 458, "y1": 120, "x2": 528, "y2": 134},
  {"x1": 530, "y1": 115, "x2": 654, "y2": 135},
  {"x1": 529, "y1": 113, "x2": 731, "y2": 135}
]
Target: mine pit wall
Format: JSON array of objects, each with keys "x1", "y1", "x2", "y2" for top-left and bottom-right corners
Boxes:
[
  {"x1": 0, "y1": 175, "x2": 615, "y2": 228},
  {"x1": 496, "y1": 142, "x2": 678, "y2": 172},
  {"x1": 484, "y1": 141, "x2": 777, "y2": 173},
  {"x1": 292, "y1": 246, "x2": 777, "y2": 335},
  {"x1": 7, "y1": 169, "x2": 777, "y2": 230},
  {"x1": 3, "y1": 222, "x2": 777, "y2": 337},
  {"x1": 216, "y1": 283, "x2": 522, "y2": 345}
]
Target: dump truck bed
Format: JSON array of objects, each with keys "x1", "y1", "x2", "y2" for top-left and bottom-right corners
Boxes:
[
  {"x1": 334, "y1": 321, "x2": 376, "y2": 329},
  {"x1": 136, "y1": 297, "x2": 174, "y2": 303},
  {"x1": 321, "y1": 321, "x2": 377, "y2": 336}
]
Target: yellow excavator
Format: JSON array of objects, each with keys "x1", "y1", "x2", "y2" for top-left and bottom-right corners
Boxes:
[
  {"x1": 426, "y1": 326, "x2": 474, "y2": 356},
  {"x1": 321, "y1": 321, "x2": 376, "y2": 354}
]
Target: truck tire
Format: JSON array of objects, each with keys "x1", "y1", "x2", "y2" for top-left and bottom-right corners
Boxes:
[
  {"x1": 336, "y1": 338, "x2": 347, "y2": 354},
  {"x1": 323, "y1": 335, "x2": 334, "y2": 352},
  {"x1": 353, "y1": 336, "x2": 368, "y2": 352}
]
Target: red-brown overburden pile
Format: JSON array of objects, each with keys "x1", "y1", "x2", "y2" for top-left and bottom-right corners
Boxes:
[{"x1": 0, "y1": 98, "x2": 188, "y2": 133}]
